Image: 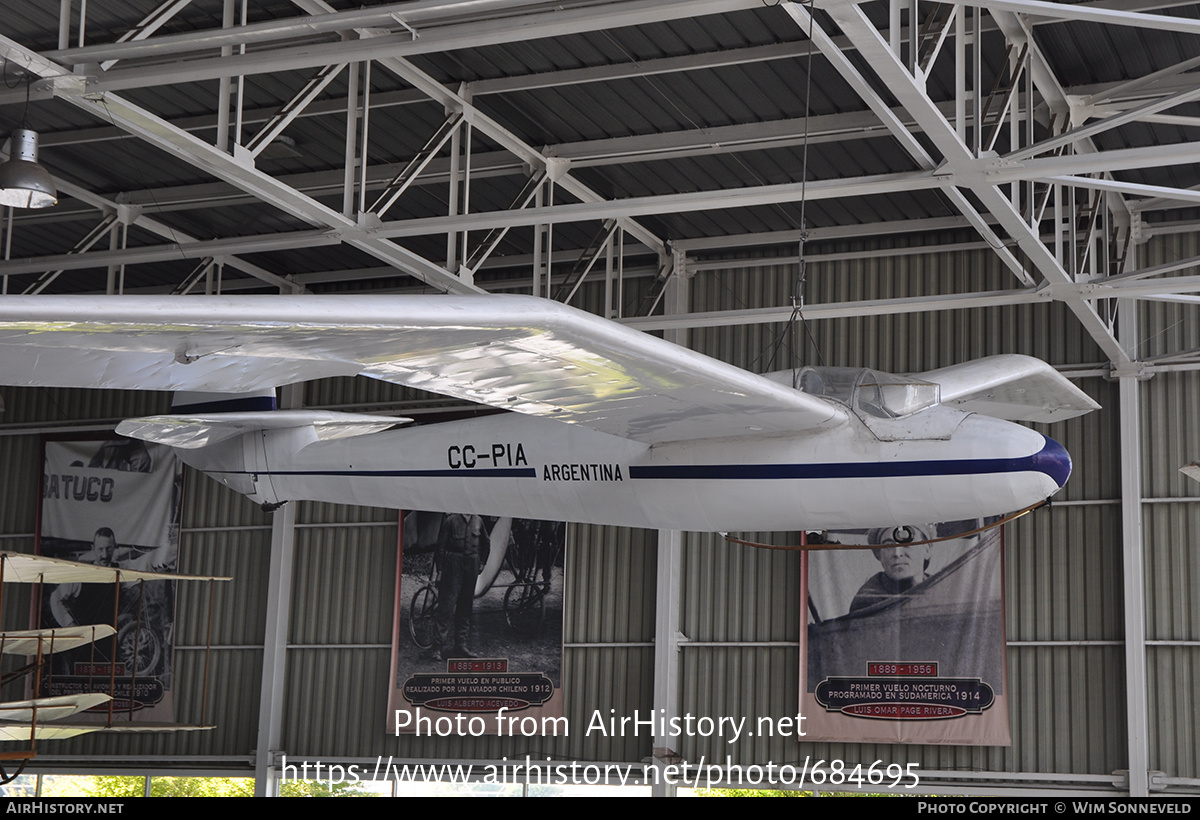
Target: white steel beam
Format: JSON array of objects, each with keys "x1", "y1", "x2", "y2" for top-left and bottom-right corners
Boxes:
[
  {"x1": 60, "y1": 0, "x2": 762, "y2": 94},
  {"x1": 98, "y1": 0, "x2": 196, "y2": 71},
  {"x1": 46, "y1": 0, "x2": 575, "y2": 63},
  {"x1": 245, "y1": 63, "x2": 347, "y2": 158},
  {"x1": 1007, "y1": 84, "x2": 1200, "y2": 162},
  {"x1": 950, "y1": 0, "x2": 1200, "y2": 35},
  {"x1": 626, "y1": 274, "x2": 1200, "y2": 331},
  {"x1": 652, "y1": 278, "x2": 687, "y2": 798},
  {"x1": 672, "y1": 216, "x2": 979, "y2": 251},
  {"x1": 22, "y1": 213, "x2": 118, "y2": 294},
  {"x1": 0, "y1": 33, "x2": 481, "y2": 293},
  {"x1": 1098, "y1": 252, "x2": 1200, "y2": 284},
  {"x1": 986, "y1": 142, "x2": 1200, "y2": 180},
  {"x1": 1082, "y1": 54, "x2": 1200, "y2": 106},
  {"x1": 782, "y1": 2, "x2": 1035, "y2": 287},
  {"x1": 64, "y1": 92, "x2": 479, "y2": 291},
  {"x1": 254, "y1": 389, "x2": 300, "y2": 797},
  {"x1": 651, "y1": 528, "x2": 682, "y2": 799},
  {"x1": 1039, "y1": 175, "x2": 1200, "y2": 207},
  {"x1": 0, "y1": 229, "x2": 337, "y2": 277},
  {"x1": 286, "y1": 0, "x2": 669, "y2": 259},
  {"x1": 624, "y1": 287, "x2": 1047, "y2": 330},
  {"x1": 52, "y1": 180, "x2": 305, "y2": 292},
  {"x1": 1116, "y1": 303, "x2": 1150, "y2": 797},
  {"x1": 987, "y1": 7, "x2": 1134, "y2": 239},
  {"x1": 353, "y1": 171, "x2": 946, "y2": 237},
  {"x1": 473, "y1": 40, "x2": 806, "y2": 95},
  {"x1": 826, "y1": 2, "x2": 1130, "y2": 364},
  {"x1": 0, "y1": 135, "x2": 305, "y2": 293}
]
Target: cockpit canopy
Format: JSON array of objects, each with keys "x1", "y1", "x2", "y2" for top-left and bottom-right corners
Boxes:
[{"x1": 795, "y1": 367, "x2": 941, "y2": 419}]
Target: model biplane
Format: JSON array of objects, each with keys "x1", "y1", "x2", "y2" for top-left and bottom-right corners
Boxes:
[{"x1": 0, "y1": 552, "x2": 227, "y2": 781}]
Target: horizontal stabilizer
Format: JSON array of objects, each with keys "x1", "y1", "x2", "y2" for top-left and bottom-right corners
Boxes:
[
  {"x1": 917, "y1": 355, "x2": 1099, "y2": 422},
  {"x1": 116, "y1": 410, "x2": 410, "y2": 449}
]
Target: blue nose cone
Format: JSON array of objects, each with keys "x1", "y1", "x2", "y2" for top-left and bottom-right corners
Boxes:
[{"x1": 1031, "y1": 436, "x2": 1072, "y2": 489}]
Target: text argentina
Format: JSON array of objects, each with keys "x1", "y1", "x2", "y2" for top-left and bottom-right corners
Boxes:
[{"x1": 542, "y1": 462, "x2": 623, "y2": 481}]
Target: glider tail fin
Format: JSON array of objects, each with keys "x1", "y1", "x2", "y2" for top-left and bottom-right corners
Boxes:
[{"x1": 170, "y1": 389, "x2": 278, "y2": 414}]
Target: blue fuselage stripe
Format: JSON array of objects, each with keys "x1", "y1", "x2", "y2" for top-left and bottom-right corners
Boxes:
[{"x1": 628, "y1": 454, "x2": 1042, "y2": 480}]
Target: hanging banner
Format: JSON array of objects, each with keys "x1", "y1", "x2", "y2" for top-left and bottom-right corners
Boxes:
[
  {"x1": 37, "y1": 437, "x2": 184, "y2": 720},
  {"x1": 801, "y1": 519, "x2": 1010, "y2": 745},
  {"x1": 388, "y1": 512, "x2": 566, "y2": 735}
]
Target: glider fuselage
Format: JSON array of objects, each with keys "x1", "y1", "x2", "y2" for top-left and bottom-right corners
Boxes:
[{"x1": 188, "y1": 408, "x2": 1068, "y2": 531}]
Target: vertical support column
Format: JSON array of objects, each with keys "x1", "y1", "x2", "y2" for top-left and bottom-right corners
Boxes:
[
  {"x1": 616, "y1": 227, "x2": 625, "y2": 319},
  {"x1": 889, "y1": 0, "x2": 901, "y2": 57},
  {"x1": 545, "y1": 182, "x2": 555, "y2": 298},
  {"x1": 651, "y1": 267, "x2": 689, "y2": 797},
  {"x1": 342, "y1": 56, "x2": 360, "y2": 218},
  {"x1": 216, "y1": 0, "x2": 234, "y2": 153},
  {"x1": 651, "y1": 528, "x2": 682, "y2": 798},
  {"x1": 106, "y1": 218, "x2": 119, "y2": 295},
  {"x1": 603, "y1": 232, "x2": 614, "y2": 319},
  {"x1": 1025, "y1": 57, "x2": 1035, "y2": 226},
  {"x1": 532, "y1": 184, "x2": 544, "y2": 297},
  {"x1": 460, "y1": 121, "x2": 472, "y2": 270},
  {"x1": 253, "y1": 384, "x2": 301, "y2": 797},
  {"x1": 908, "y1": 0, "x2": 918, "y2": 75},
  {"x1": 1054, "y1": 181, "x2": 1063, "y2": 266},
  {"x1": 233, "y1": 0, "x2": 248, "y2": 149},
  {"x1": 2, "y1": 205, "x2": 13, "y2": 295},
  {"x1": 58, "y1": 0, "x2": 71, "y2": 50},
  {"x1": 971, "y1": 6, "x2": 981, "y2": 157},
  {"x1": 1117, "y1": 299, "x2": 1149, "y2": 797},
  {"x1": 954, "y1": 3, "x2": 965, "y2": 141},
  {"x1": 447, "y1": 115, "x2": 461, "y2": 271},
  {"x1": 1009, "y1": 46, "x2": 1020, "y2": 209},
  {"x1": 664, "y1": 249, "x2": 689, "y2": 347},
  {"x1": 357, "y1": 61, "x2": 372, "y2": 217}
]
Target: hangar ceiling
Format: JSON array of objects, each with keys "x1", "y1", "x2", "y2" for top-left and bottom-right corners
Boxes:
[{"x1": 0, "y1": 0, "x2": 1198, "y2": 374}]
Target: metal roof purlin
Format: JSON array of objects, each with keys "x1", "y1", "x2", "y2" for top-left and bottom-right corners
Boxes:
[
  {"x1": 282, "y1": 0, "x2": 672, "y2": 262},
  {"x1": 0, "y1": 34, "x2": 484, "y2": 294},
  {"x1": 54, "y1": 0, "x2": 765, "y2": 96}
]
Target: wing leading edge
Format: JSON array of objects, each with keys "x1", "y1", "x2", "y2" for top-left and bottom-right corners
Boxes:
[{"x1": 0, "y1": 295, "x2": 846, "y2": 445}]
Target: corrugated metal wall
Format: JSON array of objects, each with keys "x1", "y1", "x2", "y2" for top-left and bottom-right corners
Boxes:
[
  {"x1": 0, "y1": 237, "x2": 1196, "y2": 790},
  {"x1": 679, "y1": 240, "x2": 1131, "y2": 780}
]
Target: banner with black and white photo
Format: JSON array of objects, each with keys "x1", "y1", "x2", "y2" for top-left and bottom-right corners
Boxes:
[
  {"x1": 388, "y1": 512, "x2": 566, "y2": 735},
  {"x1": 37, "y1": 437, "x2": 184, "y2": 720},
  {"x1": 801, "y1": 519, "x2": 1010, "y2": 745}
]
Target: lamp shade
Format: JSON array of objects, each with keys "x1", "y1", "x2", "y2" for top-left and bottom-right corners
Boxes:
[{"x1": 0, "y1": 129, "x2": 57, "y2": 209}]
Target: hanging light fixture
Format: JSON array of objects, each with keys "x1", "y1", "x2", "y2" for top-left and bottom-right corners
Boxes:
[{"x1": 0, "y1": 128, "x2": 57, "y2": 209}]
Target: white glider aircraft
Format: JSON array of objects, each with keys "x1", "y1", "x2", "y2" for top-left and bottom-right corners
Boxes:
[{"x1": 0, "y1": 295, "x2": 1096, "y2": 532}]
